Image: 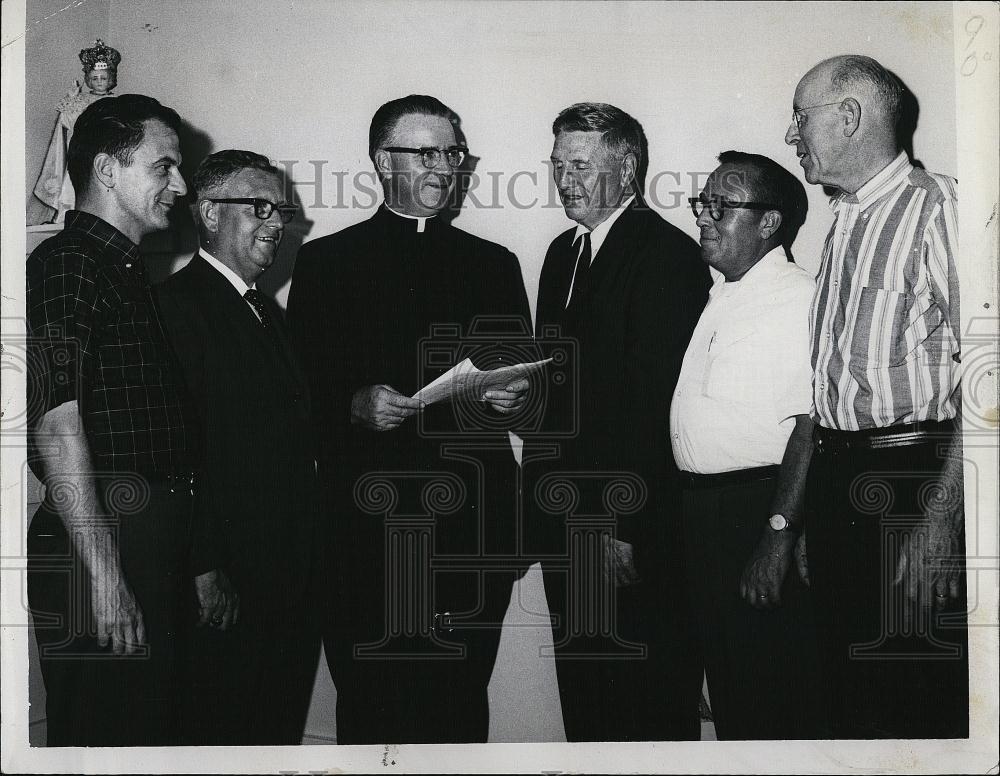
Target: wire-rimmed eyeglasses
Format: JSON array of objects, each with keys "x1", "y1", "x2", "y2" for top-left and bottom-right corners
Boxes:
[
  {"x1": 205, "y1": 198, "x2": 298, "y2": 224},
  {"x1": 383, "y1": 146, "x2": 468, "y2": 169},
  {"x1": 688, "y1": 197, "x2": 782, "y2": 221},
  {"x1": 791, "y1": 101, "x2": 844, "y2": 130}
]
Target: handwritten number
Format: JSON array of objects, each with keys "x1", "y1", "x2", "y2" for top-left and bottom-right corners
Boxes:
[
  {"x1": 964, "y1": 15, "x2": 984, "y2": 50},
  {"x1": 961, "y1": 15, "x2": 985, "y2": 76},
  {"x1": 961, "y1": 52, "x2": 978, "y2": 77}
]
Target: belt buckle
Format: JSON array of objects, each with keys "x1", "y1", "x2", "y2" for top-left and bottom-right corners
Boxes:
[
  {"x1": 433, "y1": 611, "x2": 454, "y2": 633},
  {"x1": 168, "y1": 472, "x2": 195, "y2": 495}
]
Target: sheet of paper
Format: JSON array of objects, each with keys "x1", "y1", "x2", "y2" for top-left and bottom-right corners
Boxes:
[{"x1": 412, "y1": 357, "x2": 552, "y2": 405}]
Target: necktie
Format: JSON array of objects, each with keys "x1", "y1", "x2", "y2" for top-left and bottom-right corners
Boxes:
[
  {"x1": 244, "y1": 288, "x2": 272, "y2": 328},
  {"x1": 567, "y1": 231, "x2": 592, "y2": 308}
]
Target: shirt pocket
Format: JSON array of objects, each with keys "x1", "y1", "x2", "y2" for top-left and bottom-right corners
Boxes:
[
  {"x1": 851, "y1": 286, "x2": 913, "y2": 367},
  {"x1": 703, "y1": 323, "x2": 762, "y2": 398}
]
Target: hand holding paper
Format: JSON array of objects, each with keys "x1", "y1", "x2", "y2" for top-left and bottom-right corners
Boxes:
[{"x1": 412, "y1": 357, "x2": 551, "y2": 408}]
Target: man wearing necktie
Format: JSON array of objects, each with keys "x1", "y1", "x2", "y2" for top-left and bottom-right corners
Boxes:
[
  {"x1": 529, "y1": 103, "x2": 710, "y2": 741},
  {"x1": 155, "y1": 150, "x2": 321, "y2": 744},
  {"x1": 286, "y1": 95, "x2": 532, "y2": 744}
]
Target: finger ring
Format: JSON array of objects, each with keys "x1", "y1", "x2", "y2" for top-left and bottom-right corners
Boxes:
[{"x1": 758, "y1": 593, "x2": 768, "y2": 599}]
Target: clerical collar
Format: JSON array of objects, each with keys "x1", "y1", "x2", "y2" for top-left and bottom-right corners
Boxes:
[
  {"x1": 385, "y1": 204, "x2": 437, "y2": 233},
  {"x1": 572, "y1": 195, "x2": 635, "y2": 260},
  {"x1": 199, "y1": 248, "x2": 256, "y2": 295}
]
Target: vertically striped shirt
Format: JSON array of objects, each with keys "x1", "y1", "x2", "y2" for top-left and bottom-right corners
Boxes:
[{"x1": 810, "y1": 152, "x2": 960, "y2": 431}]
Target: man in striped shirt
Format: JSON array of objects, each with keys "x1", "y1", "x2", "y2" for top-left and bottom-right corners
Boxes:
[{"x1": 786, "y1": 54, "x2": 967, "y2": 738}]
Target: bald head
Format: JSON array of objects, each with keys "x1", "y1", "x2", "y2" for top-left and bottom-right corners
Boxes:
[
  {"x1": 787, "y1": 54, "x2": 903, "y2": 193},
  {"x1": 807, "y1": 55, "x2": 903, "y2": 130}
]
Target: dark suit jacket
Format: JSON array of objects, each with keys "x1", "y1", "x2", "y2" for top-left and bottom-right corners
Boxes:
[
  {"x1": 531, "y1": 198, "x2": 710, "y2": 570},
  {"x1": 155, "y1": 255, "x2": 319, "y2": 616}
]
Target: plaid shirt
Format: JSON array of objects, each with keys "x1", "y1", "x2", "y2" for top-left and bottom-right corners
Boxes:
[
  {"x1": 26, "y1": 210, "x2": 197, "y2": 474},
  {"x1": 810, "y1": 153, "x2": 960, "y2": 431}
]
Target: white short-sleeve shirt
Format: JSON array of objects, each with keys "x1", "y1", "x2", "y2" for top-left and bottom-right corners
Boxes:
[{"x1": 670, "y1": 247, "x2": 815, "y2": 474}]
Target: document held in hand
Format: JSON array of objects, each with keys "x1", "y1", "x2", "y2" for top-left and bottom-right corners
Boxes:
[{"x1": 412, "y1": 357, "x2": 552, "y2": 406}]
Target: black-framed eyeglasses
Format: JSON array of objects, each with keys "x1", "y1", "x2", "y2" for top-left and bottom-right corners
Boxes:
[
  {"x1": 382, "y1": 146, "x2": 468, "y2": 169},
  {"x1": 205, "y1": 198, "x2": 298, "y2": 223},
  {"x1": 791, "y1": 101, "x2": 844, "y2": 130},
  {"x1": 688, "y1": 197, "x2": 782, "y2": 221}
]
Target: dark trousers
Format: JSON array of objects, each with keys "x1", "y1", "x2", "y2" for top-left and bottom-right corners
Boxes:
[
  {"x1": 324, "y1": 566, "x2": 515, "y2": 744},
  {"x1": 27, "y1": 483, "x2": 192, "y2": 746},
  {"x1": 806, "y1": 434, "x2": 969, "y2": 739},
  {"x1": 541, "y1": 556, "x2": 702, "y2": 742},
  {"x1": 681, "y1": 473, "x2": 829, "y2": 740},
  {"x1": 181, "y1": 606, "x2": 321, "y2": 745}
]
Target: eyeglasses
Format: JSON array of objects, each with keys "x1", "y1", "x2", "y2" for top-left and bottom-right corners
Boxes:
[
  {"x1": 382, "y1": 146, "x2": 468, "y2": 169},
  {"x1": 791, "y1": 101, "x2": 844, "y2": 130},
  {"x1": 688, "y1": 197, "x2": 782, "y2": 221},
  {"x1": 205, "y1": 198, "x2": 298, "y2": 223}
]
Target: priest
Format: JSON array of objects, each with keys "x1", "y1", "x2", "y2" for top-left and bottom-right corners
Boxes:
[{"x1": 286, "y1": 95, "x2": 532, "y2": 745}]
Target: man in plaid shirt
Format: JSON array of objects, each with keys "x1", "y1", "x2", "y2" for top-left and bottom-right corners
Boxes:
[{"x1": 26, "y1": 94, "x2": 202, "y2": 746}]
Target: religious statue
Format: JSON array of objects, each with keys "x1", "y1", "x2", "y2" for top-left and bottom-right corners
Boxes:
[{"x1": 31, "y1": 39, "x2": 121, "y2": 224}]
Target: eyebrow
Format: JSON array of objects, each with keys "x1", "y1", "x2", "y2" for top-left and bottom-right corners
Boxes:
[{"x1": 151, "y1": 155, "x2": 181, "y2": 166}]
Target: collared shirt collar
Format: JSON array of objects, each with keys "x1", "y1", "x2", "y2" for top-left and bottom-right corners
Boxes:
[
  {"x1": 385, "y1": 204, "x2": 437, "y2": 233},
  {"x1": 829, "y1": 151, "x2": 911, "y2": 212},
  {"x1": 709, "y1": 245, "x2": 787, "y2": 298},
  {"x1": 572, "y1": 195, "x2": 635, "y2": 258},
  {"x1": 64, "y1": 209, "x2": 142, "y2": 267},
  {"x1": 199, "y1": 248, "x2": 256, "y2": 295}
]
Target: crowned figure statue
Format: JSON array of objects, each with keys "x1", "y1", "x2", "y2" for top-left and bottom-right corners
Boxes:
[{"x1": 31, "y1": 39, "x2": 122, "y2": 224}]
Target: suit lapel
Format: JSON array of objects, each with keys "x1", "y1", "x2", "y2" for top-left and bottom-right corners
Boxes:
[
  {"x1": 564, "y1": 200, "x2": 646, "y2": 317},
  {"x1": 189, "y1": 255, "x2": 307, "y2": 393}
]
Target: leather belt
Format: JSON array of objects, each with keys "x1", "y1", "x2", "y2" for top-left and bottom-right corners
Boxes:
[
  {"x1": 680, "y1": 465, "x2": 779, "y2": 490},
  {"x1": 813, "y1": 420, "x2": 956, "y2": 453}
]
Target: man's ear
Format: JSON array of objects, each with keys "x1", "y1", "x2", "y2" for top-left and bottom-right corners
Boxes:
[
  {"x1": 842, "y1": 97, "x2": 861, "y2": 138},
  {"x1": 198, "y1": 198, "x2": 220, "y2": 237},
  {"x1": 759, "y1": 209, "x2": 783, "y2": 241},
  {"x1": 620, "y1": 152, "x2": 637, "y2": 189},
  {"x1": 373, "y1": 150, "x2": 393, "y2": 180},
  {"x1": 92, "y1": 152, "x2": 116, "y2": 190}
]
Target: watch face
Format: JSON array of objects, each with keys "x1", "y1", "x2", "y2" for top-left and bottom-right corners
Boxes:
[{"x1": 769, "y1": 514, "x2": 788, "y2": 531}]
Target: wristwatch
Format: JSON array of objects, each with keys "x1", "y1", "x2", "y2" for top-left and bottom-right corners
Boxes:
[{"x1": 768, "y1": 513, "x2": 797, "y2": 532}]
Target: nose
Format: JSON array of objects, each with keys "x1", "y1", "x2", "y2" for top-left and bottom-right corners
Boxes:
[
  {"x1": 431, "y1": 151, "x2": 453, "y2": 174},
  {"x1": 695, "y1": 204, "x2": 713, "y2": 229},
  {"x1": 169, "y1": 168, "x2": 187, "y2": 196},
  {"x1": 554, "y1": 165, "x2": 573, "y2": 191},
  {"x1": 785, "y1": 119, "x2": 799, "y2": 145},
  {"x1": 264, "y1": 206, "x2": 284, "y2": 230}
]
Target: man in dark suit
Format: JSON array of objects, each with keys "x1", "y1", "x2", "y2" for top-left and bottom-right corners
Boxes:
[
  {"x1": 286, "y1": 95, "x2": 532, "y2": 744},
  {"x1": 156, "y1": 150, "x2": 320, "y2": 744},
  {"x1": 528, "y1": 103, "x2": 711, "y2": 741}
]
